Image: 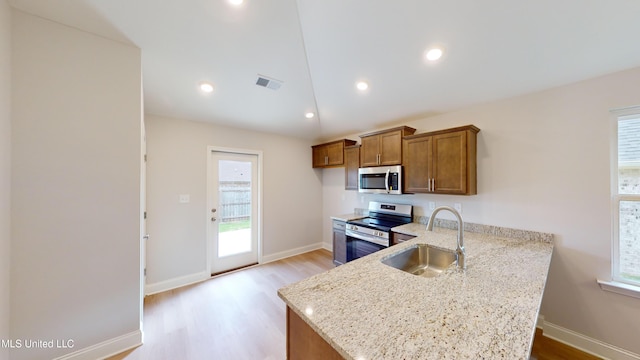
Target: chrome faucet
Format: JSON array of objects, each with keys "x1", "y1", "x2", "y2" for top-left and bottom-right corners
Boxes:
[{"x1": 426, "y1": 206, "x2": 466, "y2": 270}]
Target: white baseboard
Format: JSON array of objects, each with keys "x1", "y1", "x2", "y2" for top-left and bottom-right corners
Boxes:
[
  {"x1": 145, "y1": 244, "x2": 327, "y2": 295},
  {"x1": 538, "y1": 316, "x2": 640, "y2": 360},
  {"x1": 52, "y1": 330, "x2": 142, "y2": 360},
  {"x1": 145, "y1": 271, "x2": 209, "y2": 296},
  {"x1": 261, "y1": 242, "x2": 324, "y2": 263},
  {"x1": 322, "y1": 242, "x2": 332, "y2": 252}
]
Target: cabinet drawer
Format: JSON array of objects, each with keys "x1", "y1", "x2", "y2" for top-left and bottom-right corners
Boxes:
[{"x1": 332, "y1": 220, "x2": 346, "y2": 230}]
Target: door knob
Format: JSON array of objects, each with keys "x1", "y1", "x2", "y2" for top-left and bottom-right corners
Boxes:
[
  {"x1": 211, "y1": 208, "x2": 217, "y2": 213},
  {"x1": 211, "y1": 217, "x2": 217, "y2": 221}
]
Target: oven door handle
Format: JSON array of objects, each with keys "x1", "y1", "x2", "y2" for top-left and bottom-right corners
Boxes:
[
  {"x1": 346, "y1": 229, "x2": 389, "y2": 247},
  {"x1": 385, "y1": 169, "x2": 390, "y2": 193}
]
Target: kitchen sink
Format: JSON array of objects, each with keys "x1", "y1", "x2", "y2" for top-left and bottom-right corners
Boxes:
[{"x1": 381, "y1": 244, "x2": 457, "y2": 278}]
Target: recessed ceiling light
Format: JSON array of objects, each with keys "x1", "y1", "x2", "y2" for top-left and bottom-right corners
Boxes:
[
  {"x1": 199, "y1": 82, "x2": 214, "y2": 93},
  {"x1": 305, "y1": 112, "x2": 315, "y2": 119},
  {"x1": 356, "y1": 81, "x2": 369, "y2": 91},
  {"x1": 425, "y1": 48, "x2": 443, "y2": 61},
  {"x1": 228, "y1": 0, "x2": 243, "y2": 5}
]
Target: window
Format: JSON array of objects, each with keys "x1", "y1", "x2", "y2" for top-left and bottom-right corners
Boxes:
[{"x1": 612, "y1": 109, "x2": 640, "y2": 287}]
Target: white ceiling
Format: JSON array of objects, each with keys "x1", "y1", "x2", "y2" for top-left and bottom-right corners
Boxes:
[{"x1": 9, "y1": 0, "x2": 640, "y2": 141}]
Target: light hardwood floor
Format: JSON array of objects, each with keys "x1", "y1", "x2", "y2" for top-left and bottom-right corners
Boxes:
[
  {"x1": 108, "y1": 249, "x2": 600, "y2": 360},
  {"x1": 108, "y1": 249, "x2": 334, "y2": 360}
]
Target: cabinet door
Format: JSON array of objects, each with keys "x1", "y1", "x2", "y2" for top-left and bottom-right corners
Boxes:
[
  {"x1": 332, "y1": 222, "x2": 347, "y2": 265},
  {"x1": 344, "y1": 146, "x2": 360, "y2": 190},
  {"x1": 360, "y1": 135, "x2": 381, "y2": 167},
  {"x1": 432, "y1": 130, "x2": 468, "y2": 194},
  {"x1": 312, "y1": 145, "x2": 327, "y2": 168},
  {"x1": 379, "y1": 130, "x2": 403, "y2": 165},
  {"x1": 403, "y1": 135, "x2": 432, "y2": 193},
  {"x1": 325, "y1": 142, "x2": 345, "y2": 166}
]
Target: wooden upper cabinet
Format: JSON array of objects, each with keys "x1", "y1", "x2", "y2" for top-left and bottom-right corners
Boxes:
[
  {"x1": 344, "y1": 145, "x2": 360, "y2": 190},
  {"x1": 360, "y1": 126, "x2": 416, "y2": 167},
  {"x1": 403, "y1": 125, "x2": 479, "y2": 195},
  {"x1": 312, "y1": 139, "x2": 357, "y2": 168},
  {"x1": 403, "y1": 134, "x2": 433, "y2": 193}
]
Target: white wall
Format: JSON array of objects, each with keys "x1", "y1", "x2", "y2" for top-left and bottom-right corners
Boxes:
[
  {"x1": 145, "y1": 115, "x2": 323, "y2": 292},
  {"x1": 11, "y1": 11, "x2": 142, "y2": 360},
  {"x1": 322, "y1": 66, "x2": 640, "y2": 355},
  {"x1": 0, "y1": 1, "x2": 11, "y2": 360}
]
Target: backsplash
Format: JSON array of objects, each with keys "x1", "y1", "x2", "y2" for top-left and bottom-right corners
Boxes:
[{"x1": 354, "y1": 207, "x2": 554, "y2": 243}]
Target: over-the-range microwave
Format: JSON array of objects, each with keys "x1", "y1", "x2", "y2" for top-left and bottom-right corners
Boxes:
[{"x1": 358, "y1": 165, "x2": 403, "y2": 195}]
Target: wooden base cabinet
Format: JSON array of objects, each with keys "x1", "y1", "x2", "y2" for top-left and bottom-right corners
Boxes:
[
  {"x1": 332, "y1": 220, "x2": 347, "y2": 265},
  {"x1": 392, "y1": 232, "x2": 417, "y2": 245},
  {"x1": 403, "y1": 125, "x2": 479, "y2": 195},
  {"x1": 287, "y1": 307, "x2": 344, "y2": 360}
]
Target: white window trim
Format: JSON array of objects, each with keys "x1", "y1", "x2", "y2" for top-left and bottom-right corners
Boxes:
[
  {"x1": 604, "y1": 106, "x2": 640, "y2": 296},
  {"x1": 597, "y1": 279, "x2": 640, "y2": 299}
]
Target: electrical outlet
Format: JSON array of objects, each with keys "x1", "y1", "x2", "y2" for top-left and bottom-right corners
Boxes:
[
  {"x1": 454, "y1": 203, "x2": 462, "y2": 213},
  {"x1": 179, "y1": 194, "x2": 190, "y2": 203},
  {"x1": 429, "y1": 201, "x2": 436, "y2": 210}
]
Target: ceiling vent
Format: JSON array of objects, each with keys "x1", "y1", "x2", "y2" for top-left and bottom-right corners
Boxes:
[{"x1": 256, "y1": 75, "x2": 283, "y2": 90}]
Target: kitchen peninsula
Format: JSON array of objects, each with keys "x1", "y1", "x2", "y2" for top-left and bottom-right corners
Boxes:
[{"x1": 278, "y1": 222, "x2": 554, "y2": 359}]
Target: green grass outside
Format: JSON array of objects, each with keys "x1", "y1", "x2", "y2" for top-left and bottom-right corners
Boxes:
[{"x1": 219, "y1": 220, "x2": 251, "y2": 233}]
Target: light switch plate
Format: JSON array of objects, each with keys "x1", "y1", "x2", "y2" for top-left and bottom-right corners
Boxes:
[
  {"x1": 429, "y1": 202, "x2": 436, "y2": 210},
  {"x1": 179, "y1": 194, "x2": 190, "y2": 203}
]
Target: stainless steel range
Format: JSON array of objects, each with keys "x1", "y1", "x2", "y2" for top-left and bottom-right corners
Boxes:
[{"x1": 346, "y1": 201, "x2": 413, "y2": 262}]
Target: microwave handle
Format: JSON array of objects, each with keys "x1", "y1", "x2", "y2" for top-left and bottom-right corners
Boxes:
[{"x1": 385, "y1": 169, "x2": 390, "y2": 193}]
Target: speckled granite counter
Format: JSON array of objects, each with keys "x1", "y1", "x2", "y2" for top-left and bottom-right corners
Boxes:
[
  {"x1": 278, "y1": 223, "x2": 554, "y2": 360},
  {"x1": 330, "y1": 213, "x2": 366, "y2": 222}
]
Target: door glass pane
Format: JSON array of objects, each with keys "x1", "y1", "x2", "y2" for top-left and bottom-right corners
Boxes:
[
  {"x1": 218, "y1": 160, "x2": 252, "y2": 257},
  {"x1": 619, "y1": 200, "x2": 640, "y2": 283}
]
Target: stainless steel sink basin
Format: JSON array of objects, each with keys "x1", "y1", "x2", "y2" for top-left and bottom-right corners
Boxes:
[{"x1": 381, "y1": 244, "x2": 457, "y2": 277}]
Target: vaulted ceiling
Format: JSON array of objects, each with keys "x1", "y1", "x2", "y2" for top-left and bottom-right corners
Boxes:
[{"x1": 9, "y1": 0, "x2": 640, "y2": 141}]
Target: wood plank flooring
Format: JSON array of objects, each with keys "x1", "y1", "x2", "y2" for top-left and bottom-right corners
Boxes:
[
  {"x1": 531, "y1": 328, "x2": 602, "y2": 360},
  {"x1": 108, "y1": 249, "x2": 600, "y2": 360},
  {"x1": 107, "y1": 250, "x2": 334, "y2": 360}
]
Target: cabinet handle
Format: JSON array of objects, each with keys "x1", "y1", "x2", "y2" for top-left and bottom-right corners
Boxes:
[{"x1": 427, "y1": 178, "x2": 435, "y2": 192}]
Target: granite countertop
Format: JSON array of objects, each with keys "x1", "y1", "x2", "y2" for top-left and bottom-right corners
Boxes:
[
  {"x1": 330, "y1": 213, "x2": 366, "y2": 222},
  {"x1": 278, "y1": 222, "x2": 554, "y2": 360}
]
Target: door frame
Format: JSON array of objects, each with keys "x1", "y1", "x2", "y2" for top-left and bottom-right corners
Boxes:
[{"x1": 206, "y1": 146, "x2": 263, "y2": 275}]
